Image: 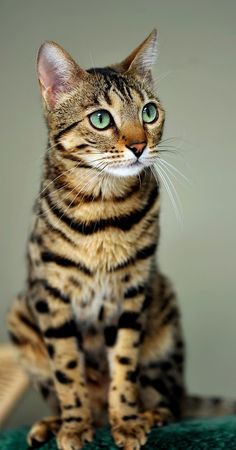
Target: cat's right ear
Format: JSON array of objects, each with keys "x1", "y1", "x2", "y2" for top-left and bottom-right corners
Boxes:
[{"x1": 37, "y1": 41, "x2": 87, "y2": 109}]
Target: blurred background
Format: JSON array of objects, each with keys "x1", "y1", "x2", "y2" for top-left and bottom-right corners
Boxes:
[{"x1": 1, "y1": 0, "x2": 235, "y2": 428}]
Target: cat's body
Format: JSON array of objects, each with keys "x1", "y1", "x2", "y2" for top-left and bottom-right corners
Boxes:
[{"x1": 7, "y1": 31, "x2": 235, "y2": 450}]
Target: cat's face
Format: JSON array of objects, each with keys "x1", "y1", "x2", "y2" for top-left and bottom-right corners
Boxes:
[{"x1": 38, "y1": 30, "x2": 164, "y2": 177}]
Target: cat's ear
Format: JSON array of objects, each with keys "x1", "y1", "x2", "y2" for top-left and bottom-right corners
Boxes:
[
  {"x1": 37, "y1": 41, "x2": 87, "y2": 109},
  {"x1": 114, "y1": 29, "x2": 158, "y2": 78}
]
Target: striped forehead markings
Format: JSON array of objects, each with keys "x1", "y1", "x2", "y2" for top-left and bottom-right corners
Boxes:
[{"x1": 87, "y1": 66, "x2": 143, "y2": 105}]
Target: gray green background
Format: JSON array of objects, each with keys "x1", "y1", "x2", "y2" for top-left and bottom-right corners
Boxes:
[{"x1": 1, "y1": 0, "x2": 236, "y2": 428}]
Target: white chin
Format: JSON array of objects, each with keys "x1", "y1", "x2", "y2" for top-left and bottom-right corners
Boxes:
[{"x1": 104, "y1": 164, "x2": 144, "y2": 177}]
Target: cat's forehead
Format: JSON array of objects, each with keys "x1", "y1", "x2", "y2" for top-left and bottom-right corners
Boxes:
[{"x1": 86, "y1": 67, "x2": 154, "y2": 110}]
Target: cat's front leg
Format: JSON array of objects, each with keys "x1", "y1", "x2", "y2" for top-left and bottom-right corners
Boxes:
[
  {"x1": 106, "y1": 294, "x2": 150, "y2": 450},
  {"x1": 33, "y1": 302, "x2": 93, "y2": 450}
]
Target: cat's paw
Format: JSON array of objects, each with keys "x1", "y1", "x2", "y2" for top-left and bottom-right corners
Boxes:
[
  {"x1": 141, "y1": 407, "x2": 174, "y2": 428},
  {"x1": 27, "y1": 416, "x2": 61, "y2": 446},
  {"x1": 110, "y1": 414, "x2": 151, "y2": 450},
  {"x1": 56, "y1": 424, "x2": 93, "y2": 450}
]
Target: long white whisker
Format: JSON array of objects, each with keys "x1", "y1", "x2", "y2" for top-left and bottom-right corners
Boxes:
[
  {"x1": 157, "y1": 160, "x2": 187, "y2": 189},
  {"x1": 154, "y1": 163, "x2": 183, "y2": 226},
  {"x1": 40, "y1": 164, "x2": 81, "y2": 196},
  {"x1": 156, "y1": 162, "x2": 183, "y2": 212},
  {"x1": 150, "y1": 166, "x2": 160, "y2": 188},
  {"x1": 158, "y1": 158, "x2": 191, "y2": 185},
  {"x1": 47, "y1": 142, "x2": 61, "y2": 151}
]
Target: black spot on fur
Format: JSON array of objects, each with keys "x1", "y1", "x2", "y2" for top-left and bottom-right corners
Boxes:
[
  {"x1": 118, "y1": 356, "x2": 131, "y2": 365},
  {"x1": 126, "y1": 369, "x2": 138, "y2": 383},
  {"x1": 47, "y1": 344, "x2": 55, "y2": 358},
  {"x1": 124, "y1": 284, "x2": 145, "y2": 299},
  {"x1": 118, "y1": 312, "x2": 141, "y2": 331},
  {"x1": 40, "y1": 385, "x2": 50, "y2": 399},
  {"x1": 63, "y1": 416, "x2": 82, "y2": 423},
  {"x1": 35, "y1": 300, "x2": 49, "y2": 314},
  {"x1": 122, "y1": 274, "x2": 130, "y2": 282},
  {"x1": 120, "y1": 394, "x2": 127, "y2": 403},
  {"x1": 98, "y1": 306, "x2": 104, "y2": 321},
  {"x1": 67, "y1": 359, "x2": 77, "y2": 369},
  {"x1": 122, "y1": 414, "x2": 138, "y2": 421},
  {"x1": 75, "y1": 395, "x2": 82, "y2": 407},
  {"x1": 55, "y1": 371, "x2": 73, "y2": 385},
  {"x1": 104, "y1": 326, "x2": 117, "y2": 346}
]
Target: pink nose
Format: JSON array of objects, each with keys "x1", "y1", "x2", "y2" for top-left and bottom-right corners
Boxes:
[{"x1": 127, "y1": 141, "x2": 147, "y2": 157}]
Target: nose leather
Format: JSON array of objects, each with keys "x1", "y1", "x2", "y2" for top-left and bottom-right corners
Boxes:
[{"x1": 127, "y1": 141, "x2": 147, "y2": 157}]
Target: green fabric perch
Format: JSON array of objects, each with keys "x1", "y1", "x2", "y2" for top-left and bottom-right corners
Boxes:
[{"x1": 2, "y1": 417, "x2": 236, "y2": 449}]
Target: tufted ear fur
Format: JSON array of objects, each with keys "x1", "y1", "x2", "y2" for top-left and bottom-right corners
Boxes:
[
  {"x1": 37, "y1": 41, "x2": 88, "y2": 109},
  {"x1": 114, "y1": 29, "x2": 158, "y2": 78}
]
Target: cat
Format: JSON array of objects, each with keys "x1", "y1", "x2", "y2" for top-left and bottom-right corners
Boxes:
[{"x1": 7, "y1": 30, "x2": 235, "y2": 450}]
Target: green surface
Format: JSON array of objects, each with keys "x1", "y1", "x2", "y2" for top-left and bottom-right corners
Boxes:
[{"x1": 2, "y1": 417, "x2": 236, "y2": 449}]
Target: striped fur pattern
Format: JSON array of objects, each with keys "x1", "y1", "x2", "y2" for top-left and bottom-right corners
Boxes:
[{"x1": 7, "y1": 30, "x2": 235, "y2": 450}]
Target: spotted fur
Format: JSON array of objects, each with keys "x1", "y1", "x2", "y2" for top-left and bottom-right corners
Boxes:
[{"x1": 7, "y1": 30, "x2": 235, "y2": 450}]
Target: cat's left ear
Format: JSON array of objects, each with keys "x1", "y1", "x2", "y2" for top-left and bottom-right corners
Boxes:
[{"x1": 114, "y1": 29, "x2": 158, "y2": 78}]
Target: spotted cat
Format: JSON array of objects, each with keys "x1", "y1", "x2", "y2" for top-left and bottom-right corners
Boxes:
[{"x1": 8, "y1": 30, "x2": 235, "y2": 450}]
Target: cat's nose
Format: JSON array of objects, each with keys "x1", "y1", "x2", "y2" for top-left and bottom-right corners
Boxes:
[{"x1": 127, "y1": 141, "x2": 147, "y2": 157}]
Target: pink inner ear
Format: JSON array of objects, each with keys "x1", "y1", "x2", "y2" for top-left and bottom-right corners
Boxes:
[
  {"x1": 37, "y1": 42, "x2": 88, "y2": 108},
  {"x1": 38, "y1": 46, "x2": 66, "y2": 92},
  {"x1": 37, "y1": 43, "x2": 77, "y2": 108}
]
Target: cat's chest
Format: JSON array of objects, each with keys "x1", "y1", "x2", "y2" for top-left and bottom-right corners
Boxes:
[{"x1": 71, "y1": 273, "x2": 122, "y2": 328}]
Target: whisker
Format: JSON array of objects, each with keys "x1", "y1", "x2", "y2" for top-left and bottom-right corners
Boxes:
[
  {"x1": 40, "y1": 163, "x2": 108, "y2": 223},
  {"x1": 153, "y1": 70, "x2": 172, "y2": 85},
  {"x1": 89, "y1": 52, "x2": 100, "y2": 86},
  {"x1": 47, "y1": 142, "x2": 60, "y2": 151},
  {"x1": 155, "y1": 162, "x2": 183, "y2": 210},
  {"x1": 39, "y1": 164, "x2": 81, "y2": 196},
  {"x1": 153, "y1": 163, "x2": 183, "y2": 226},
  {"x1": 158, "y1": 158, "x2": 191, "y2": 185},
  {"x1": 157, "y1": 160, "x2": 186, "y2": 188},
  {"x1": 62, "y1": 162, "x2": 110, "y2": 214}
]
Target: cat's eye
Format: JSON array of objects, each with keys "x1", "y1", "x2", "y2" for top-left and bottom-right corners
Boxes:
[
  {"x1": 142, "y1": 103, "x2": 158, "y2": 124},
  {"x1": 89, "y1": 110, "x2": 113, "y2": 130}
]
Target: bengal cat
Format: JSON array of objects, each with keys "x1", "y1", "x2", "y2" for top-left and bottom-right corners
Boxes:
[{"x1": 7, "y1": 30, "x2": 235, "y2": 450}]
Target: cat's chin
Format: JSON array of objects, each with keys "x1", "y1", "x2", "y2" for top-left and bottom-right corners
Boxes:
[{"x1": 104, "y1": 163, "x2": 145, "y2": 178}]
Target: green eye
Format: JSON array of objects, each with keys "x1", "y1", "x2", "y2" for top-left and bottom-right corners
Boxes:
[
  {"x1": 89, "y1": 110, "x2": 113, "y2": 130},
  {"x1": 142, "y1": 103, "x2": 158, "y2": 124}
]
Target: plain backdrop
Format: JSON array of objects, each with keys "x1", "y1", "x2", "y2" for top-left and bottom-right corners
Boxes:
[{"x1": 1, "y1": 0, "x2": 236, "y2": 428}]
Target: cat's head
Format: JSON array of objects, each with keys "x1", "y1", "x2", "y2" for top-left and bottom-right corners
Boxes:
[{"x1": 37, "y1": 30, "x2": 165, "y2": 177}]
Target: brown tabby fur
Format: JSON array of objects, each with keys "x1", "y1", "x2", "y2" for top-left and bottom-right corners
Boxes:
[{"x1": 7, "y1": 30, "x2": 235, "y2": 450}]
